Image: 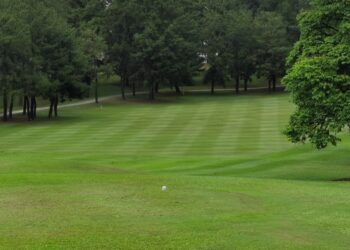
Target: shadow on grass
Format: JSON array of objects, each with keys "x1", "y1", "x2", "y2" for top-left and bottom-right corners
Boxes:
[
  {"x1": 106, "y1": 86, "x2": 287, "y2": 106},
  {"x1": 0, "y1": 114, "x2": 83, "y2": 126},
  {"x1": 333, "y1": 178, "x2": 350, "y2": 182}
]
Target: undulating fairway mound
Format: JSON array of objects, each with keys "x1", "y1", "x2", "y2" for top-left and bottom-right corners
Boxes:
[{"x1": 1, "y1": 93, "x2": 350, "y2": 249}]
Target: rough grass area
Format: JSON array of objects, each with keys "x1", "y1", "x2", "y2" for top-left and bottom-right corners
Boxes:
[{"x1": 0, "y1": 92, "x2": 350, "y2": 249}]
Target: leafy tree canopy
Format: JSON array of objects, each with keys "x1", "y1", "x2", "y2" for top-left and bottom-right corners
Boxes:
[{"x1": 283, "y1": 0, "x2": 350, "y2": 149}]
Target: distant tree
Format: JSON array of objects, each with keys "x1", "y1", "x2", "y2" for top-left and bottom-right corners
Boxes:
[
  {"x1": 79, "y1": 25, "x2": 106, "y2": 104},
  {"x1": 202, "y1": 4, "x2": 258, "y2": 94},
  {"x1": 105, "y1": 0, "x2": 143, "y2": 100},
  {"x1": 134, "y1": 0, "x2": 201, "y2": 100},
  {"x1": 203, "y1": 66, "x2": 225, "y2": 95},
  {"x1": 63, "y1": 0, "x2": 107, "y2": 103},
  {"x1": 158, "y1": 3, "x2": 202, "y2": 96},
  {"x1": 283, "y1": 0, "x2": 350, "y2": 149},
  {"x1": 258, "y1": 0, "x2": 309, "y2": 42},
  {"x1": 106, "y1": 0, "x2": 200, "y2": 100},
  {"x1": 0, "y1": 1, "x2": 88, "y2": 121},
  {"x1": 28, "y1": 2, "x2": 87, "y2": 119},
  {"x1": 255, "y1": 12, "x2": 290, "y2": 91},
  {"x1": 225, "y1": 9, "x2": 255, "y2": 94},
  {"x1": 201, "y1": 9, "x2": 228, "y2": 94},
  {"x1": 0, "y1": 0, "x2": 30, "y2": 121}
]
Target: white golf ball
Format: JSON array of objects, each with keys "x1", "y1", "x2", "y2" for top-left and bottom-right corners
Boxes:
[{"x1": 162, "y1": 186, "x2": 167, "y2": 191}]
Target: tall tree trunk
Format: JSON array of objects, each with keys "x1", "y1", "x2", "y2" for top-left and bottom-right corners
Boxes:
[
  {"x1": 149, "y1": 79, "x2": 155, "y2": 100},
  {"x1": 30, "y1": 97, "x2": 34, "y2": 120},
  {"x1": 211, "y1": 80, "x2": 215, "y2": 95},
  {"x1": 48, "y1": 98, "x2": 54, "y2": 119},
  {"x1": 268, "y1": 79, "x2": 272, "y2": 92},
  {"x1": 244, "y1": 78, "x2": 248, "y2": 92},
  {"x1": 175, "y1": 82, "x2": 183, "y2": 95},
  {"x1": 26, "y1": 97, "x2": 30, "y2": 121},
  {"x1": 95, "y1": 77, "x2": 99, "y2": 104},
  {"x1": 22, "y1": 96, "x2": 27, "y2": 115},
  {"x1": 121, "y1": 76, "x2": 126, "y2": 100},
  {"x1": 9, "y1": 94, "x2": 14, "y2": 120},
  {"x1": 235, "y1": 76, "x2": 240, "y2": 94},
  {"x1": 54, "y1": 96, "x2": 58, "y2": 117},
  {"x1": 132, "y1": 82, "x2": 136, "y2": 97},
  {"x1": 272, "y1": 75, "x2": 277, "y2": 92},
  {"x1": 155, "y1": 82, "x2": 159, "y2": 94},
  {"x1": 29, "y1": 96, "x2": 37, "y2": 120},
  {"x1": 33, "y1": 96, "x2": 37, "y2": 119},
  {"x1": 3, "y1": 89, "x2": 8, "y2": 121}
]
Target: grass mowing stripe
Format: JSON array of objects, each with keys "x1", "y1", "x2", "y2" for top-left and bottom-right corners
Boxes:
[
  {"x1": 28, "y1": 123, "x2": 96, "y2": 150},
  {"x1": 161, "y1": 103, "x2": 212, "y2": 157},
  {"x1": 115, "y1": 106, "x2": 174, "y2": 154},
  {"x1": 211, "y1": 101, "x2": 239, "y2": 157},
  {"x1": 256, "y1": 96, "x2": 282, "y2": 153},
  {"x1": 236, "y1": 97, "x2": 264, "y2": 154},
  {"x1": 183, "y1": 102, "x2": 220, "y2": 156},
  {"x1": 141, "y1": 105, "x2": 186, "y2": 152}
]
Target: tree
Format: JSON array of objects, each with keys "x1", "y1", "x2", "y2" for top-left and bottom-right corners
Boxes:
[
  {"x1": 156, "y1": 3, "x2": 202, "y2": 96},
  {"x1": 255, "y1": 11, "x2": 290, "y2": 91},
  {"x1": 283, "y1": 0, "x2": 350, "y2": 149},
  {"x1": 202, "y1": 3, "x2": 259, "y2": 94},
  {"x1": 225, "y1": 9, "x2": 255, "y2": 94},
  {"x1": 201, "y1": 8, "x2": 228, "y2": 94},
  {"x1": 0, "y1": 1, "x2": 88, "y2": 121},
  {"x1": 106, "y1": 0, "x2": 200, "y2": 100},
  {"x1": 0, "y1": 0, "x2": 30, "y2": 121},
  {"x1": 105, "y1": 0, "x2": 143, "y2": 100},
  {"x1": 28, "y1": 2, "x2": 87, "y2": 119},
  {"x1": 79, "y1": 26, "x2": 106, "y2": 103},
  {"x1": 135, "y1": 0, "x2": 201, "y2": 99},
  {"x1": 62, "y1": 0, "x2": 107, "y2": 104},
  {"x1": 203, "y1": 66, "x2": 225, "y2": 95}
]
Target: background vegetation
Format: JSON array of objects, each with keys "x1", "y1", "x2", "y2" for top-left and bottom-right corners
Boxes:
[{"x1": 1, "y1": 0, "x2": 308, "y2": 115}]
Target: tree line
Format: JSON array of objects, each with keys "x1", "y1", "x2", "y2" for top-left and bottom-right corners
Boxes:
[{"x1": 0, "y1": 0, "x2": 308, "y2": 121}]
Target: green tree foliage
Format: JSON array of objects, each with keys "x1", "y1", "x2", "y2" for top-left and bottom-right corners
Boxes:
[
  {"x1": 0, "y1": 1, "x2": 89, "y2": 120},
  {"x1": 106, "y1": 0, "x2": 201, "y2": 100},
  {"x1": 0, "y1": 0, "x2": 309, "y2": 121},
  {"x1": 255, "y1": 11, "x2": 290, "y2": 91},
  {"x1": 29, "y1": 2, "x2": 88, "y2": 119},
  {"x1": 66, "y1": 0, "x2": 108, "y2": 103},
  {"x1": 201, "y1": 7, "x2": 228, "y2": 95},
  {"x1": 79, "y1": 26, "x2": 107, "y2": 103},
  {"x1": 237, "y1": 0, "x2": 309, "y2": 41},
  {"x1": 283, "y1": 0, "x2": 350, "y2": 149},
  {"x1": 105, "y1": 0, "x2": 144, "y2": 99},
  {"x1": 201, "y1": 0, "x2": 304, "y2": 93},
  {"x1": 225, "y1": 10, "x2": 256, "y2": 93}
]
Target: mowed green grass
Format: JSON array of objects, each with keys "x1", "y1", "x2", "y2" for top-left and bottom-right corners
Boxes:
[{"x1": 1, "y1": 92, "x2": 350, "y2": 249}]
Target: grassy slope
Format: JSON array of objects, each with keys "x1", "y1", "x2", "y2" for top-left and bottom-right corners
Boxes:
[{"x1": 0, "y1": 92, "x2": 350, "y2": 249}]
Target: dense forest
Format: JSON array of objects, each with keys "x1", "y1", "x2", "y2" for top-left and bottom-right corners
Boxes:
[{"x1": 0, "y1": 0, "x2": 309, "y2": 121}]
